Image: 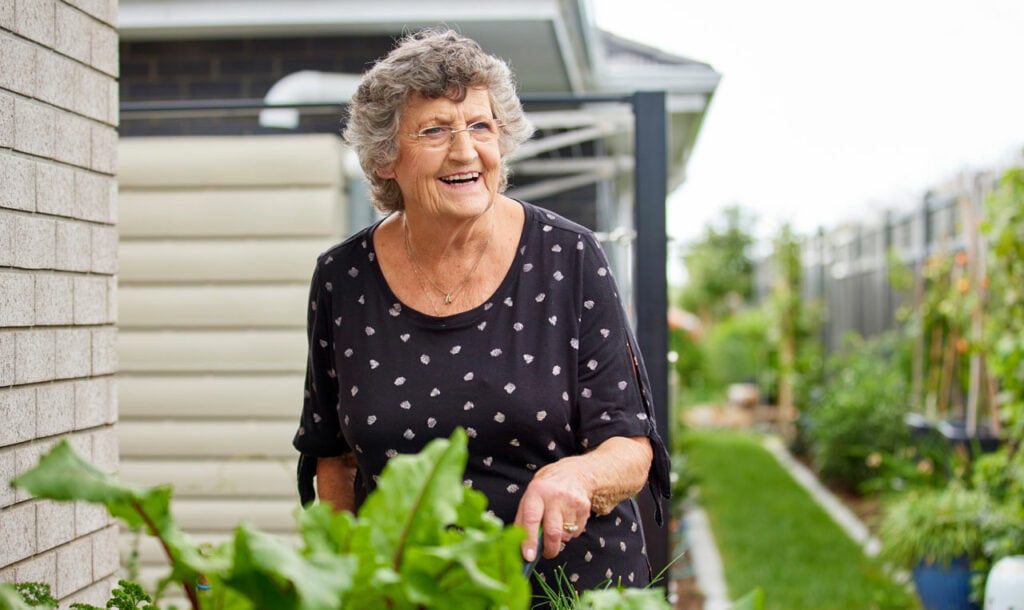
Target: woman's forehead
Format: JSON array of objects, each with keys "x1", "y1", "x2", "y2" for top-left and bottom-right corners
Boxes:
[{"x1": 402, "y1": 87, "x2": 492, "y2": 120}]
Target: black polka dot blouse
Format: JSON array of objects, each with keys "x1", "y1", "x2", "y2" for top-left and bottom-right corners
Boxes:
[{"x1": 294, "y1": 200, "x2": 670, "y2": 599}]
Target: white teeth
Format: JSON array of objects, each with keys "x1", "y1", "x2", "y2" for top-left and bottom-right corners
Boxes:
[{"x1": 442, "y1": 172, "x2": 480, "y2": 182}]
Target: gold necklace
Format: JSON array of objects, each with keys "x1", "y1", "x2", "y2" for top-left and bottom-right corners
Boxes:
[{"x1": 403, "y1": 215, "x2": 494, "y2": 309}]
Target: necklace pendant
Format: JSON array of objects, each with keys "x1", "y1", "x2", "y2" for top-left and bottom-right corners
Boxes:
[{"x1": 444, "y1": 293, "x2": 454, "y2": 305}]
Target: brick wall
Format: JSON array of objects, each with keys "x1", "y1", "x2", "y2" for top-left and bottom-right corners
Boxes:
[{"x1": 0, "y1": 0, "x2": 120, "y2": 606}]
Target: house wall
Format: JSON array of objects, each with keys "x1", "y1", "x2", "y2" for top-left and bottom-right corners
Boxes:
[
  {"x1": 117, "y1": 35, "x2": 601, "y2": 230},
  {"x1": 116, "y1": 134, "x2": 348, "y2": 592},
  {"x1": 0, "y1": 0, "x2": 121, "y2": 606},
  {"x1": 119, "y1": 35, "x2": 395, "y2": 137}
]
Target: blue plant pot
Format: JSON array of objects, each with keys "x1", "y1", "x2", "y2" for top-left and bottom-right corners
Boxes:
[{"x1": 912, "y1": 555, "x2": 979, "y2": 610}]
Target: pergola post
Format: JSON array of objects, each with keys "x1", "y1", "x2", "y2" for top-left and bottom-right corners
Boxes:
[{"x1": 632, "y1": 90, "x2": 671, "y2": 580}]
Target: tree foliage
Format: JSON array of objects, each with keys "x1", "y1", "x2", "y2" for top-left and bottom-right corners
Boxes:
[{"x1": 679, "y1": 205, "x2": 756, "y2": 324}]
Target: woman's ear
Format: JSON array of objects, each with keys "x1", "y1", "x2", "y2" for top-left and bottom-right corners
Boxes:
[{"x1": 375, "y1": 166, "x2": 395, "y2": 180}]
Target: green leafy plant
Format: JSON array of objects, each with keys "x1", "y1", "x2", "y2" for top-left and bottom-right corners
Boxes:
[
  {"x1": 571, "y1": 588, "x2": 671, "y2": 610},
  {"x1": 66, "y1": 580, "x2": 156, "y2": 610},
  {"x1": 534, "y1": 565, "x2": 674, "y2": 610},
  {"x1": 3, "y1": 430, "x2": 529, "y2": 610},
  {"x1": 702, "y1": 308, "x2": 776, "y2": 393},
  {"x1": 878, "y1": 485, "x2": 989, "y2": 570},
  {"x1": 982, "y1": 165, "x2": 1024, "y2": 440},
  {"x1": 9, "y1": 583, "x2": 55, "y2": 608},
  {"x1": 803, "y1": 332, "x2": 918, "y2": 492},
  {"x1": 2, "y1": 430, "x2": 671, "y2": 610}
]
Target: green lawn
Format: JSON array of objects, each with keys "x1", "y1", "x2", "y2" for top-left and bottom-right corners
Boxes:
[{"x1": 684, "y1": 429, "x2": 918, "y2": 610}]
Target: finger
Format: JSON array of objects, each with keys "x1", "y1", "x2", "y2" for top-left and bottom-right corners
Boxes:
[
  {"x1": 542, "y1": 514, "x2": 565, "y2": 558},
  {"x1": 515, "y1": 494, "x2": 545, "y2": 562}
]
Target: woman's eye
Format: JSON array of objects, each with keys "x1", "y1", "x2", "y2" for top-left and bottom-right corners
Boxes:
[
  {"x1": 420, "y1": 126, "x2": 447, "y2": 137},
  {"x1": 469, "y1": 121, "x2": 493, "y2": 132}
]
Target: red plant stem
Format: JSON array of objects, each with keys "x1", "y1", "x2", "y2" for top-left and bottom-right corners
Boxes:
[{"x1": 130, "y1": 499, "x2": 200, "y2": 610}]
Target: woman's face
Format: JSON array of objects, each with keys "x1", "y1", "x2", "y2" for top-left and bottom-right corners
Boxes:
[{"x1": 378, "y1": 87, "x2": 503, "y2": 219}]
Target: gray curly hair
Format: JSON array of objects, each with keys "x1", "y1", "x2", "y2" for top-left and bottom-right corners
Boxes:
[{"x1": 342, "y1": 29, "x2": 535, "y2": 214}]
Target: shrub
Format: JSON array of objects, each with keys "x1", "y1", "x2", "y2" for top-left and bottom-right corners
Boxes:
[
  {"x1": 804, "y1": 332, "x2": 915, "y2": 492},
  {"x1": 702, "y1": 308, "x2": 777, "y2": 394}
]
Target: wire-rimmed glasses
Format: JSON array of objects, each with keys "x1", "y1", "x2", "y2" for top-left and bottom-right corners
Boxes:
[{"x1": 407, "y1": 119, "x2": 504, "y2": 147}]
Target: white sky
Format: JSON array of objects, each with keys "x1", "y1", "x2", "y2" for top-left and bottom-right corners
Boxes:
[{"x1": 591, "y1": 0, "x2": 1024, "y2": 247}]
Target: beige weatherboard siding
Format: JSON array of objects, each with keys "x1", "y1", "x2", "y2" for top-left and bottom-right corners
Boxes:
[
  {"x1": 116, "y1": 134, "x2": 349, "y2": 588},
  {"x1": 0, "y1": 0, "x2": 121, "y2": 605}
]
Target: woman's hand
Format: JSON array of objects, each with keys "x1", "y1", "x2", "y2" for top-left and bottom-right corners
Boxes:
[
  {"x1": 513, "y1": 436, "x2": 653, "y2": 562},
  {"x1": 514, "y1": 456, "x2": 594, "y2": 561}
]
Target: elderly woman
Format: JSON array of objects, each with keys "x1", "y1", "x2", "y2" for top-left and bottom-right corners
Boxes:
[{"x1": 293, "y1": 29, "x2": 670, "y2": 600}]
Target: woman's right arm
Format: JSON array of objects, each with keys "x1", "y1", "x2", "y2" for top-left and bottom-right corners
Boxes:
[{"x1": 316, "y1": 453, "x2": 358, "y2": 513}]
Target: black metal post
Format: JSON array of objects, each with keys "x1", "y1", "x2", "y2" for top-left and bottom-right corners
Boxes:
[{"x1": 632, "y1": 91, "x2": 670, "y2": 580}]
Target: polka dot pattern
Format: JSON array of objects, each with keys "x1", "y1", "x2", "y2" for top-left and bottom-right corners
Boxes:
[{"x1": 294, "y1": 201, "x2": 659, "y2": 595}]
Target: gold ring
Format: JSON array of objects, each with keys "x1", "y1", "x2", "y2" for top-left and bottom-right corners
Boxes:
[{"x1": 563, "y1": 523, "x2": 579, "y2": 534}]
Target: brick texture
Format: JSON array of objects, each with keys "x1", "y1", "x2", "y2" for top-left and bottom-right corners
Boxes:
[
  {"x1": 36, "y1": 499, "x2": 77, "y2": 552},
  {"x1": 0, "y1": 447, "x2": 16, "y2": 508},
  {"x1": 55, "y1": 536, "x2": 92, "y2": 598},
  {"x1": 63, "y1": 575, "x2": 115, "y2": 608},
  {"x1": 74, "y1": 377, "x2": 108, "y2": 429},
  {"x1": 6, "y1": 549, "x2": 56, "y2": 590},
  {"x1": 0, "y1": 271, "x2": 34, "y2": 326},
  {"x1": 91, "y1": 225, "x2": 116, "y2": 274},
  {"x1": 15, "y1": 329, "x2": 56, "y2": 384},
  {"x1": 55, "y1": 219, "x2": 92, "y2": 272},
  {"x1": 0, "y1": 92, "x2": 13, "y2": 148},
  {"x1": 14, "y1": 214, "x2": 56, "y2": 270},
  {"x1": 75, "y1": 501, "x2": 108, "y2": 536},
  {"x1": 1, "y1": 154, "x2": 37, "y2": 212},
  {"x1": 36, "y1": 49, "x2": 76, "y2": 112},
  {"x1": 0, "y1": 332, "x2": 14, "y2": 385},
  {"x1": 14, "y1": 98, "x2": 57, "y2": 158},
  {"x1": 73, "y1": 275, "x2": 108, "y2": 324},
  {"x1": 34, "y1": 273, "x2": 74, "y2": 325},
  {"x1": 0, "y1": 0, "x2": 12, "y2": 29},
  {"x1": 0, "y1": 212, "x2": 13, "y2": 267},
  {"x1": 0, "y1": 386, "x2": 36, "y2": 446},
  {"x1": 1, "y1": 0, "x2": 121, "y2": 595},
  {"x1": 36, "y1": 381, "x2": 76, "y2": 437},
  {"x1": 0, "y1": 502, "x2": 37, "y2": 567},
  {"x1": 91, "y1": 526, "x2": 119, "y2": 578},
  {"x1": 15, "y1": 0, "x2": 57, "y2": 48},
  {"x1": 55, "y1": 2, "x2": 92, "y2": 64},
  {"x1": 90, "y1": 328, "x2": 116, "y2": 375},
  {"x1": 38, "y1": 163, "x2": 77, "y2": 219},
  {"x1": 0, "y1": 34, "x2": 37, "y2": 97},
  {"x1": 75, "y1": 169, "x2": 112, "y2": 222},
  {"x1": 54, "y1": 328, "x2": 91, "y2": 379},
  {"x1": 54, "y1": 112, "x2": 93, "y2": 168},
  {"x1": 90, "y1": 425, "x2": 117, "y2": 473}
]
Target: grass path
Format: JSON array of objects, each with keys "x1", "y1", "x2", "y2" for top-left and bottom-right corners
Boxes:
[{"x1": 684, "y1": 429, "x2": 918, "y2": 610}]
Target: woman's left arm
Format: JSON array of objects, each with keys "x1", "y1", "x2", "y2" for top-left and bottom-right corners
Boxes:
[{"x1": 514, "y1": 435, "x2": 652, "y2": 560}]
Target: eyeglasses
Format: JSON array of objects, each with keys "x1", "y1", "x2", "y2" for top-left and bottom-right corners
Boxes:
[{"x1": 408, "y1": 119, "x2": 504, "y2": 147}]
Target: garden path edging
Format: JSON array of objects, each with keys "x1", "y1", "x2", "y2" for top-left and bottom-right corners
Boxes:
[
  {"x1": 761, "y1": 435, "x2": 881, "y2": 556},
  {"x1": 683, "y1": 503, "x2": 731, "y2": 610}
]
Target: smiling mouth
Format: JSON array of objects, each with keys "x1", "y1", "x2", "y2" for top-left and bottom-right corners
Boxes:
[{"x1": 440, "y1": 172, "x2": 480, "y2": 185}]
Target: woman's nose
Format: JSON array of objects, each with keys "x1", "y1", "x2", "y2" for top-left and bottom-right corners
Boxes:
[{"x1": 447, "y1": 130, "x2": 479, "y2": 158}]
